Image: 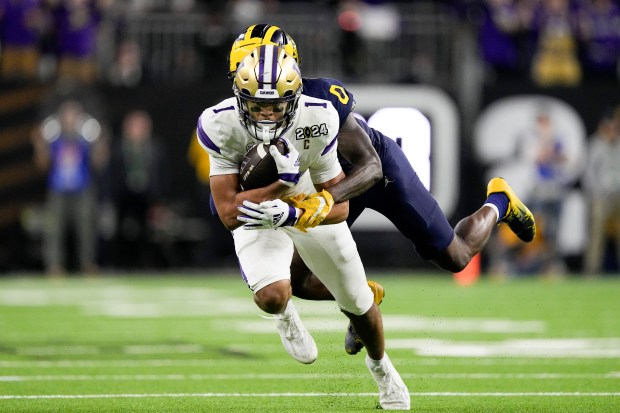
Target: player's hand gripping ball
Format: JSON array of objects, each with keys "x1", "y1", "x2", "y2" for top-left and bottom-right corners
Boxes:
[{"x1": 239, "y1": 138, "x2": 289, "y2": 191}]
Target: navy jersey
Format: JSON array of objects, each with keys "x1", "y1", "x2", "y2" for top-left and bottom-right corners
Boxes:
[
  {"x1": 302, "y1": 77, "x2": 454, "y2": 260},
  {"x1": 302, "y1": 78, "x2": 388, "y2": 156},
  {"x1": 346, "y1": 121, "x2": 454, "y2": 259},
  {"x1": 301, "y1": 78, "x2": 354, "y2": 128}
]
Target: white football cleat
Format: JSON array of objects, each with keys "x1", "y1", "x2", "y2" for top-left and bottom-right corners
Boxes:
[
  {"x1": 275, "y1": 300, "x2": 318, "y2": 364},
  {"x1": 366, "y1": 353, "x2": 410, "y2": 410}
]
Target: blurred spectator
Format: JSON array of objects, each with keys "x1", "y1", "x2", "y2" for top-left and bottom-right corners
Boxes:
[
  {"x1": 337, "y1": 0, "x2": 365, "y2": 80},
  {"x1": 108, "y1": 110, "x2": 167, "y2": 269},
  {"x1": 228, "y1": 0, "x2": 266, "y2": 29},
  {"x1": 0, "y1": 0, "x2": 49, "y2": 82},
  {"x1": 475, "y1": 0, "x2": 524, "y2": 80},
  {"x1": 530, "y1": 0, "x2": 581, "y2": 86},
  {"x1": 51, "y1": 0, "x2": 112, "y2": 84},
  {"x1": 194, "y1": 15, "x2": 229, "y2": 81},
  {"x1": 169, "y1": 0, "x2": 195, "y2": 13},
  {"x1": 486, "y1": 103, "x2": 572, "y2": 276},
  {"x1": 582, "y1": 106, "x2": 620, "y2": 275},
  {"x1": 575, "y1": 0, "x2": 620, "y2": 82},
  {"x1": 31, "y1": 99, "x2": 107, "y2": 276},
  {"x1": 187, "y1": 131, "x2": 210, "y2": 198},
  {"x1": 518, "y1": 103, "x2": 570, "y2": 273},
  {"x1": 107, "y1": 38, "x2": 147, "y2": 87}
]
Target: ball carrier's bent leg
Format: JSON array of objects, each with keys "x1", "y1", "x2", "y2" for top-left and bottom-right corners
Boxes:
[
  {"x1": 287, "y1": 223, "x2": 410, "y2": 410},
  {"x1": 233, "y1": 227, "x2": 318, "y2": 364},
  {"x1": 290, "y1": 248, "x2": 386, "y2": 356}
]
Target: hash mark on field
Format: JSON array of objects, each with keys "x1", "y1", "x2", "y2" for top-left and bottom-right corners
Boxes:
[{"x1": 1, "y1": 392, "x2": 619, "y2": 400}]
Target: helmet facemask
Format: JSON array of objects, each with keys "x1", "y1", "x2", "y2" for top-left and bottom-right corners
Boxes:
[
  {"x1": 233, "y1": 45, "x2": 302, "y2": 142},
  {"x1": 235, "y1": 91, "x2": 300, "y2": 142}
]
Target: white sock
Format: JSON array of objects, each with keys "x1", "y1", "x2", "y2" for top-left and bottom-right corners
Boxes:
[
  {"x1": 366, "y1": 353, "x2": 389, "y2": 368},
  {"x1": 282, "y1": 298, "x2": 294, "y2": 315},
  {"x1": 483, "y1": 203, "x2": 500, "y2": 223}
]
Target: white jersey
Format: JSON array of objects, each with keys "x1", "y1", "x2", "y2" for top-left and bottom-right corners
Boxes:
[
  {"x1": 197, "y1": 94, "x2": 342, "y2": 196},
  {"x1": 196, "y1": 94, "x2": 373, "y2": 316}
]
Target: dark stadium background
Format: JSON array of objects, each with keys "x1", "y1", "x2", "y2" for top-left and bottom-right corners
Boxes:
[{"x1": 0, "y1": 0, "x2": 618, "y2": 274}]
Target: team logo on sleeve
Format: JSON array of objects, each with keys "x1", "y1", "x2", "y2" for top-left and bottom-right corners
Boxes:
[{"x1": 294, "y1": 123, "x2": 329, "y2": 140}]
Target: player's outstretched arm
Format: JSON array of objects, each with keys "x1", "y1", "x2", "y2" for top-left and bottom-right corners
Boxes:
[
  {"x1": 210, "y1": 173, "x2": 291, "y2": 230},
  {"x1": 329, "y1": 114, "x2": 382, "y2": 203}
]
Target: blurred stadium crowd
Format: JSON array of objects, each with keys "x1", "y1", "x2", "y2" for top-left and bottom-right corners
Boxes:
[{"x1": 0, "y1": 0, "x2": 619, "y2": 277}]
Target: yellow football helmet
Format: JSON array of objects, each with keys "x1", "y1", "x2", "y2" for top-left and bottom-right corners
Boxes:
[
  {"x1": 233, "y1": 44, "x2": 302, "y2": 142},
  {"x1": 228, "y1": 24, "x2": 299, "y2": 80}
]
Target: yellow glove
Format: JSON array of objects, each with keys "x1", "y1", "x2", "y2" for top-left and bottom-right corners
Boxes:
[
  {"x1": 284, "y1": 193, "x2": 307, "y2": 206},
  {"x1": 289, "y1": 189, "x2": 335, "y2": 231}
]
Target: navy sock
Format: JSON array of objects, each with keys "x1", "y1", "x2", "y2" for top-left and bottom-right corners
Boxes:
[{"x1": 485, "y1": 192, "x2": 509, "y2": 220}]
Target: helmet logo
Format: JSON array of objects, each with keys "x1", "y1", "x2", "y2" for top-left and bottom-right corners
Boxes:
[{"x1": 258, "y1": 90, "x2": 278, "y2": 97}]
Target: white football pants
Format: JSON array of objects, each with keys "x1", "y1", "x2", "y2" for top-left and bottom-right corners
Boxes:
[{"x1": 232, "y1": 222, "x2": 374, "y2": 315}]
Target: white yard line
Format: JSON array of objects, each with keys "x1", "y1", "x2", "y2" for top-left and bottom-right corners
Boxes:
[
  {"x1": 2, "y1": 357, "x2": 618, "y2": 369},
  {"x1": 0, "y1": 359, "x2": 291, "y2": 368},
  {"x1": 1, "y1": 372, "x2": 619, "y2": 382},
  {"x1": 414, "y1": 358, "x2": 620, "y2": 365},
  {"x1": 10, "y1": 337, "x2": 620, "y2": 358},
  {"x1": 1, "y1": 392, "x2": 619, "y2": 400}
]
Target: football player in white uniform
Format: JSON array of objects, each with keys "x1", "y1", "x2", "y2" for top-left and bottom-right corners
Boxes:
[{"x1": 197, "y1": 44, "x2": 410, "y2": 410}]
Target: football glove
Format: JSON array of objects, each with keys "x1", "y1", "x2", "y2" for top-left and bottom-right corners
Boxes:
[
  {"x1": 270, "y1": 137, "x2": 301, "y2": 187},
  {"x1": 288, "y1": 189, "x2": 335, "y2": 230},
  {"x1": 237, "y1": 199, "x2": 300, "y2": 230}
]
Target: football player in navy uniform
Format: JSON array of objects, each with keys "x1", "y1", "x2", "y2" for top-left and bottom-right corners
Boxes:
[
  {"x1": 199, "y1": 45, "x2": 410, "y2": 409},
  {"x1": 225, "y1": 24, "x2": 536, "y2": 356}
]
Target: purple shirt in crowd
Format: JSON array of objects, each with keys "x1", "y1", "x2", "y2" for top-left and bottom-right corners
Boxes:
[
  {"x1": 0, "y1": 0, "x2": 42, "y2": 46},
  {"x1": 576, "y1": 1, "x2": 620, "y2": 73},
  {"x1": 53, "y1": 2, "x2": 100, "y2": 58},
  {"x1": 478, "y1": 3, "x2": 520, "y2": 70}
]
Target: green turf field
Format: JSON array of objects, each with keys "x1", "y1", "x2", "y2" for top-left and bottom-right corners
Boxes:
[{"x1": 0, "y1": 273, "x2": 619, "y2": 412}]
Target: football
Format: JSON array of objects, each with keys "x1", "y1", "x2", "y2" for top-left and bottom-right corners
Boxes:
[{"x1": 239, "y1": 139, "x2": 288, "y2": 191}]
